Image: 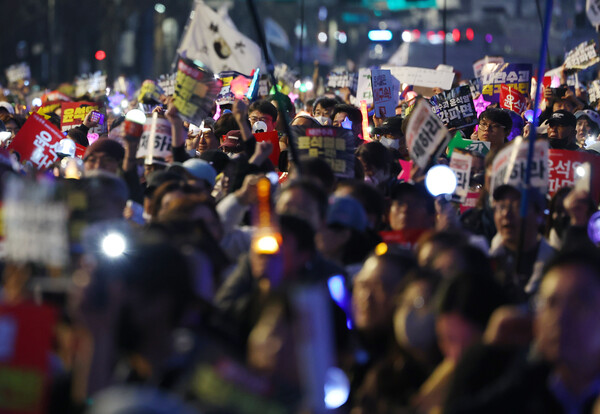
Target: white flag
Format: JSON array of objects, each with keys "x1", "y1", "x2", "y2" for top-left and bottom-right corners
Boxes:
[{"x1": 177, "y1": 0, "x2": 263, "y2": 76}]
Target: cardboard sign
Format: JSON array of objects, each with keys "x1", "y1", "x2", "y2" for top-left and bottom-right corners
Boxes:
[
  {"x1": 356, "y1": 69, "x2": 373, "y2": 104},
  {"x1": 429, "y1": 85, "x2": 477, "y2": 129},
  {"x1": 136, "y1": 113, "x2": 172, "y2": 161},
  {"x1": 587, "y1": 0, "x2": 600, "y2": 26},
  {"x1": 499, "y1": 84, "x2": 528, "y2": 114},
  {"x1": 75, "y1": 72, "x2": 107, "y2": 97},
  {"x1": 8, "y1": 113, "x2": 64, "y2": 170},
  {"x1": 257, "y1": 76, "x2": 271, "y2": 98},
  {"x1": 490, "y1": 137, "x2": 549, "y2": 197},
  {"x1": 449, "y1": 149, "x2": 473, "y2": 202},
  {"x1": 382, "y1": 66, "x2": 455, "y2": 90},
  {"x1": 548, "y1": 149, "x2": 600, "y2": 203},
  {"x1": 157, "y1": 73, "x2": 176, "y2": 97},
  {"x1": 216, "y1": 71, "x2": 253, "y2": 105},
  {"x1": 371, "y1": 69, "x2": 400, "y2": 118},
  {"x1": 564, "y1": 40, "x2": 600, "y2": 71},
  {"x1": 447, "y1": 132, "x2": 491, "y2": 157},
  {"x1": 0, "y1": 303, "x2": 56, "y2": 414},
  {"x1": 5, "y1": 63, "x2": 30, "y2": 85},
  {"x1": 589, "y1": 80, "x2": 600, "y2": 106},
  {"x1": 481, "y1": 63, "x2": 532, "y2": 103},
  {"x1": 254, "y1": 131, "x2": 280, "y2": 168},
  {"x1": 405, "y1": 99, "x2": 450, "y2": 169},
  {"x1": 472, "y1": 56, "x2": 504, "y2": 78},
  {"x1": 291, "y1": 126, "x2": 355, "y2": 178},
  {"x1": 173, "y1": 57, "x2": 222, "y2": 126}
]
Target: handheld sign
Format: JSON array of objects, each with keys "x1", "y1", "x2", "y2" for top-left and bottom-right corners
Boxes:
[
  {"x1": 499, "y1": 84, "x2": 528, "y2": 114},
  {"x1": 371, "y1": 69, "x2": 400, "y2": 118},
  {"x1": 60, "y1": 101, "x2": 107, "y2": 134},
  {"x1": 481, "y1": 63, "x2": 532, "y2": 103},
  {"x1": 136, "y1": 113, "x2": 172, "y2": 162},
  {"x1": 587, "y1": 0, "x2": 600, "y2": 26},
  {"x1": 356, "y1": 68, "x2": 373, "y2": 105},
  {"x1": 447, "y1": 132, "x2": 491, "y2": 157},
  {"x1": 382, "y1": 66, "x2": 455, "y2": 90},
  {"x1": 8, "y1": 113, "x2": 64, "y2": 170},
  {"x1": 564, "y1": 40, "x2": 600, "y2": 72},
  {"x1": 473, "y1": 56, "x2": 504, "y2": 78},
  {"x1": 429, "y1": 85, "x2": 477, "y2": 129},
  {"x1": 254, "y1": 131, "x2": 280, "y2": 167},
  {"x1": 548, "y1": 149, "x2": 600, "y2": 204},
  {"x1": 405, "y1": 99, "x2": 451, "y2": 169},
  {"x1": 449, "y1": 149, "x2": 473, "y2": 203}
]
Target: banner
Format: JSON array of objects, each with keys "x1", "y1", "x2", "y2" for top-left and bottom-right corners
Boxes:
[
  {"x1": 136, "y1": 114, "x2": 172, "y2": 161},
  {"x1": 564, "y1": 39, "x2": 600, "y2": 71},
  {"x1": 371, "y1": 69, "x2": 400, "y2": 118},
  {"x1": 499, "y1": 84, "x2": 528, "y2": 114},
  {"x1": 429, "y1": 85, "x2": 477, "y2": 129},
  {"x1": 490, "y1": 137, "x2": 549, "y2": 197},
  {"x1": 173, "y1": 57, "x2": 222, "y2": 126},
  {"x1": 481, "y1": 63, "x2": 532, "y2": 103},
  {"x1": 0, "y1": 303, "x2": 56, "y2": 414},
  {"x1": 254, "y1": 131, "x2": 280, "y2": 167},
  {"x1": 8, "y1": 113, "x2": 64, "y2": 170},
  {"x1": 405, "y1": 99, "x2": 450, "y2": 169},
  {"x1": 177, "y1": 0, "x2": 262, "y2": 75},
  {"x1": 291, "y1": 126, "x2": 355, "y2": 178},
  {"x1": 356, "y1": 69, "x2": 373, "y2": 104},
  {"x1": 472, "y1": 56, "x2": 504, "y2": 78},
  {"x1": 381, "y1": 66, "x2": 455, "y2": 90},
  {"x1": 548, "y1": 149, "x2": 600, "y2": 203},
  {"x1": 449, "y1": 149, "x2": 472, "y2": 203},
  {"x1": 587, "y1": 0, "x2": 600, "y2": 26}
]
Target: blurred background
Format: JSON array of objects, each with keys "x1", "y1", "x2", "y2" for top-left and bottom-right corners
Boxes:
[{"x1": 0, "y1": 0, "x2": 596, "y2": 86}]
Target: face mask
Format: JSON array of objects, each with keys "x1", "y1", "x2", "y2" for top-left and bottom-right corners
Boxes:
[
  {"x1": 252, "y1": 121, "x2": 268, "y2": 134},
  {"x1": 380, "y1": 137, "x2": 399, "y2": 149},
  {"x1": 315, "y1": 116, "x2": 332, "y2": 126},
  {"x1": 549, "y1": 138, "x2": 570, "y2": 149},
  {"x1": 403, "y1": 309, "x2": 437, "y2": 350}
]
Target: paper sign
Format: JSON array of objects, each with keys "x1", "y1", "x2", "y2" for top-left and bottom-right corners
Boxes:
[
  {"x1": 75, "y1": 72, "x2": 107, "y2": 97},
  {"x1": 564, "y1": 39, "x2": 600, "y2": 71},
  {"x1": 36, "y1": 104, "x2": 61, "y2": 120},
  {"x1": 490, "y1": 137, "x2": 549, "y2": 197},
  {"x1": 548, "y1": 149, "x2": 600, "y2": 204},
  {"x1": 257, "y1": 76, "x2": 271, "y2": 98},
  {"x1": 429, "y1": 85, "x2": 477, "y2": 129},
  {"x1": 136, "y1": 114, "x2": 172, "y2": 160},
  {"x1": 60, "y1": 101, "x2": 105, "y2": 133},
  {"x1": 382, "y1": 66, "x2": 455, "y2": 90},
  {"x1": 254, "y1": 131, "x2": 280, "y2": 167},
  {"x1": 173, "y1": 57, "x2": 222, "y2": 126},
  {"x1": 291, "y1": 126, "x2": 355, "y2": 178},
  {"x1": 157, "y1": 73, "x2": 176, "y2": 97},
  {"x1": 356, "y1": 69, "x2": 373, "y2": 104},
  {"x1": 460, "y1": 191, "x2": 481, "y2": 214},
  {"x1": 137, "y1": 79, "x2": 164, "y2": 104},
  {"x1": 481, "y1": 63, "x2": 532, "y2": 103},
  {"x1": 449, "y1": 149, "x2": 473, "y2": 202},
  {"x1": 405, "y1": 99, "x2": 450, "y2": 169},
  {"x1": 499, "y1": 84, "x2": 528, "y2": 114},
  {"x1": 447, "y1": 132, "x2": 491, "y2": 157},
  {"x1": 472, "y1": 56, "x2": 504, "y2": 78},
  {"x1": 587, "y1": 0, "x2": 600, "y2": 26},
  {"x1": 5, "y1": 63, "x2": 30, "y2": 85},
  {"x1": 0, "y1": 303, "x2": 56, "y2": 414},
  {"x1": 589, "y1": 80, "x2": 600, "y2": 106},
  {"x1": 327, "y1": 72, "x2": 358, "y2": 93},
  {"x1": 8, "y1": 113, "x2": 64, "y2": 170},
  {"x1": 371, "y1": 69, "x2": 400, "y2": 118}
]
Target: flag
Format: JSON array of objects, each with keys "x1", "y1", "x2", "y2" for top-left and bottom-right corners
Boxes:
[{"x1": 177, "y1": 0, "x2": 263, "y2": 76}]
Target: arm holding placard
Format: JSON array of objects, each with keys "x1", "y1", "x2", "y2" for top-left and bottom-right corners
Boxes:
[
  {"x1": 232, "y1": 99, "x2": 254, "y2": 143},
  {"x1": 165, "y1": 100, "x2": 189, "y2": 162}
]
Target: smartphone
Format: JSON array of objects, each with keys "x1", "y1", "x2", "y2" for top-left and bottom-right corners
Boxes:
[
  {"x1": 551, "y1": 86, "x2": 568, "y2": 99},
  {"x1": 90, "y1": 111, "x2": 105, "y2": 125}
]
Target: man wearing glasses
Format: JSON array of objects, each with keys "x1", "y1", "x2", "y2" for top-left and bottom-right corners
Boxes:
[
  {"x1": 248, "y1": 100, "x2": 278, "y2": 133},
  {"x1": 476, "y1": 108, "x2": 513, "y2": 151}
]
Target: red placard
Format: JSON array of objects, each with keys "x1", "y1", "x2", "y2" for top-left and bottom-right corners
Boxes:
[
  {"x1": 0, "y1": 302, "x2": 56, "y2": 414},
  {"x1": 499, "y1": 84, "x2": 527, "y2": 114},
  {"x1": 460, "y1": 191, "x2": 481, "y2": 214},
  {"x1": 254, "y1": 131, "x2": 280, "y2": 168},
  {"x1": 60, "y1": 101, "x2": 99, "y2": 132},
  {"x1": 8, "y1": 113, "x2": 64, "y2": 169},
  {"x1": 549, "y1": 149, "x2": 600, "y2": 203}
]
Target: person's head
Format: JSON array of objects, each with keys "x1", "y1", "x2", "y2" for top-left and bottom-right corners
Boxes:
[
  {"x1": 268, "y1": 94, "x2": 295, "y2": 132},
  {"x1": 0, "y1": 113, "x2": 23, "y2": 138},
  {"x1": 148, "y1": 180, "x2": 200, "y2": 221},
  {"x1": 534, "y1": 249, "x2": 600, "y2": 379},
  {"x1": 477, "y1": 108, "x2": 512, "y2": 150},
  {"x1": 83, "y1": 171, "x2": 130, "y2": 222},
  {"x1": 334, "y1": 180, "x2": 385, "y2": 230},
  {"x1": 173, "y1": 158, "x2": 217, "y2": 194},
  {"x1": 196, "y1": 126, "x2": 219, "y2": 154},
  {"x1": 290, "y1": 113, "x2": 321, "y2": 128},
  {"x1": 275, "y1": 179, "x2": 328, "y2": 231},
  {"x1": 160, "y1": 193, "x2": 224, "y2": 243},
  {"x1": 574, "y1": 110, "x2": 600, "y2": 146},
  {"x1": 83, "y1": 138, "x2": 125, "y2": 174},
  {"x1": 332, "y1": 104, "x2": 363, "y2": 138},
  {"x1": 355, "y1": 141, "x2": 392, "y2": 185},
  {"x1": 372, "y1": 115, "x2": 407, "y2": 156},
  {"x1": 388, "y1": 183, "x2": 435, "y2": 232},
  {"x1": 213, "y1": 112, "x2": 239, "y2": 142},
  {"x1": 547, "y1": 110, "x2": 577, "y2": 147},
  {"x1": 312, "y1": 97, "x2": 338, "y2": 121},
  {"x1": 552, "y1": 97, "x2": 576, "y2": 113},
  {"x1": 248, "y1": 100, "x2": 278, "y2": 132},
  {"x1": 492, "y1": 185, "x2": 545, "y2": 251},
  {"x1": 353, "y1": 252, "x2": 417, "y2": 333},
  {"x1": 289, "y1": 157, "x2": 336, "y2": 194}
]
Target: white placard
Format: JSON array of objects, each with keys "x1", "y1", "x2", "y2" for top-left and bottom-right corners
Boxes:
[
  {"x1": 382, "y1": 65, "x2": 455, "y2": 90},
  {"x1": 587, "y1": 0, "x2": 600, "y2": 26},
  {"x1": 136, "y1": 115, "x2": 172, "y2": 160},
  {"x1": 371, "y1": 69, "x2": 400, "y2": 118},
  {"x1": 356, "y1": 68, "x2": 373, "y2": 104},
  {"x1": 449, "y1": 150, "x2": 473, "y2": 202},
  {"x1": 406, "y1": 99, "x2": 450, "y2": 169}
]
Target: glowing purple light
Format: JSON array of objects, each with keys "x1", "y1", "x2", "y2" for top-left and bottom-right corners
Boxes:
[{"x1": 485, "y1": 34, "x2": 493, "y2": 43}]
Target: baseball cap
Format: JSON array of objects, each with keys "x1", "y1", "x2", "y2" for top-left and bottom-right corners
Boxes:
[
  {"x1": 326, "y1": 196, "x2": 368, "y2": 232},
  {"x1": 0, "y1": 102, "x2": 14, "y2": 115},
  {"x1": 372, "y1": 115, "x2": 404, "y2": 136},
  {"x1": 492, "y1": 184, "x2": 546, "y2": 211},
  {"x1": 575, "y1": 109, "x2": 600, "y2": 130},
  {"x1": 144, "y1": 170, "x2": 184, "y2": 197},
  {"x1": 547, "y1": 110, "x2": 576, "y2": 128},
  {"x1": 177, "y1": 158, "x2": 217, "y2": 187},
  {"x1": 219, "y1": 130, "x2": 243, "y2": 153}
]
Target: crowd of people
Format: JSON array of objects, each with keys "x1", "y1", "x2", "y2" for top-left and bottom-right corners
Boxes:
[{"x1": 1, "y1": 52, "x2": 600, "y2": 414}]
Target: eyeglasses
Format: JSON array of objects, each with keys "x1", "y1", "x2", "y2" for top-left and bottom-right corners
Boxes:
[{"x1": 478, "y1": 121, "x2": 505, "y2": 132}]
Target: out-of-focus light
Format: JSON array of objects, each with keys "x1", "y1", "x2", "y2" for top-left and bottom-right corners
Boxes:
[
  {"x1": 466, "y1": 28, "x2": 474, "y2": 41},
  {"x1": 324, "y1": 367, "x2": 350, "y2": 409},
  {"x1": 402, "y1": 30, "x2": 412, "y2": 42},
  {"x1": 318, "y1": 32, "x2": 328, "y2": 43},
  {"x1": 125, "y1": 109, "x2": 147, "y2": 125},
  {"x1": 113, "y1": 107, "x2": 121, "y2": 115},
  {"x1": 327, "y1": 275, "x2": 346, "y2": 305},
  {"x1": 438, "y1": 30, "x2": 445, "y2": 39},
  {"x1": 255, "y1": 235, "x2": 280, "y2": 254},
  {"x1": 120, "y1": 99, "x2": 129, "y2": 109},
  {"x1": 425, "y1": 165, "x2": 457, "y2": 196},
  {"x1": 294, "y1": 80, "x2": 301, "y2": 89},
  {"x1": 154, "y1": 3, "x2": 166, "y2": 13},
  {"x1": 576, "y1": 166, "x2": 586, "y2": 177},
  {"x1": 32, "y1": 97, "x2": 42, "y2": 107},
  {"x1": 378, "y1": 21, "x2": 388, "y2": 30},
  {"x1": 102, "y1": 233, "x2": 127, "y2": 258},
  {"x1": 95, "y1": 50, "x2": 106, "y2": 61},
  {"x1": 368, "y1": 30, "x2": 393, "y2": 42},
  {"x1": 452, "y1": 29, "x2": 460, "y2": 42},
  {"x1": 375, "y1": 242, "x2": 388, "y2": 256},
  {"x1": 374, "y1": 44, "x2": 383, "y2": 54},
  {"x1": 587, "y1": 211, "x2": 600, "y2": 244},
  {"x1": 318, "y1": 6, "x2": 327, "y2": 21},
  {"x1": 485, "y1": 33, "x2": 493, "y2": 43},
  {"x1": 412, "y1": 29, "x2": 421, "y2": 40},
  {"x1": 427, "y1": 31, "x2": 435, "y2": 40},
  {"x1": 338, "y1": 32, "x2": 347, "y2": 44},
  {"x1": 305, "y1": 81, "x2": 314, "y2": 91}
]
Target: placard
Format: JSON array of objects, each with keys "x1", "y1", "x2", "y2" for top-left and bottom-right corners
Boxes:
[
  {"x1": 75, "y1": 72, "x2": 107, "y2": 97},
  {"x1": 136, "y1": 113, "x2": 172, "y2": 161},
  {"x1": 589, "y1": 80, "x2": 600, "y2": 106},
  {"x1": 381, "y1": 66, "x2": 455, "y2": 90},
  {"x1": 216, "y1": 71, "x2": 253, "y2": 105},
  {"x1": 587, "y1": 0, "x2": 600, "y2": 26},
  {"x1": 5, "y1": 63, "x2": 31, "y2": 85},
  {"x1": 472, "y1": 56, "x2": 504, "y2": 78},
  {"x1": 157, "y1": 73, "x2": 176, "y2": 97},
  {"x1": 405, "y1": 99, "x2": 450, "y2": 169},
  {"x1": 564, "y1": 40, "x2": 600, "y2": 72},
  {"x1": 499, "y1": 84, "x2": 528, "y2": 114},
  {"x1": 254, "y1": 131, "x2": 280, "y2": 168},
  {"x1": 60, "y1": 101, "x2": 106, "y2": 134},
  {"x1": 481, "y1": 63, "x2": 532, "y2": 103},
  {"x1": 291, "y1": 126, "x2": 355, "y2": 178},
  {"x1": 356, "y1": 68, "x2": 373, "y2": 104},
  {"x1": 371, "y1": 69, "x2": 400, "y2": 118},
  {"x1": 137, "y1": 79, "x2": 164, "y2": 104},
  {"x1": 449, "y1": 149, "x2": 472, "y2": 203},
  {"x1": 447, "y1": 132, "x2": 491, "y2": 157},
  {"x1": 327, "y1": 72, "x2": 358, "y2": 93},
  {"x1": 8, "y1": 113, "x2": 64, "y2": 170},
  {"x1": 548, "y1": 149, "x2": 600, "y2": 203},
  {"x1": 429, "y1": 85, "x2": 477, "y2": 129}
]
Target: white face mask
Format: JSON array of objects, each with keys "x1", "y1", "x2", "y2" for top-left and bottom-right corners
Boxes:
[
  {"x1": 380, "y1": 136, "x2": 400, "y2": 149},
  {"x1": 315, "y1": 116, "x2": 332, "y2": 126},
  {"x1": 252, "y1": 121, "x2": 268, "y2": 134}
]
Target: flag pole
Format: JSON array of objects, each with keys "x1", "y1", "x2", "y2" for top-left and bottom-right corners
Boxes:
[
  {"x1": 516, "y1": 0, "x2": 553, "y2": 272},
  {"x1": 246, "y1": 0, "x2": 303, "y2": 175}
]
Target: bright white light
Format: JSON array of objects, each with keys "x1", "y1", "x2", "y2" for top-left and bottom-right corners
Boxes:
[
  {"x1": 425, "y1": 165, "x2": 457, "y2": 196},
  {"x1": 305, "y1": 81, "x2": 314, "y2": 91},
  {"x1": 378, "y1": 21, "x2": 388, "y2": 30},
  {"x1": 113, "y1": 107, "x2": 121, "y2": 115},
  {"x1": 402, "y1": 30, "x2": 412, "y2": 42},
  {"x1": 101, "y1": 233, "x2": 127, "y2": 258},
  {"x1": 255, "y1": 235, "x2": 279, "y2": 254},
  {"x1": 338, "y1": 32, "x2": 347, "y2": 44},
  {"x1": 318, "y1": 32, "x2": 328, "y2": 43},
  {"x1": 324, "y1": 367, "x2": 350, "y2": 409},
  {"x1": 154, "y1": 3, "x2": 166, "y2": 13},
  {"x1": 368, "y1": 30, "x2": 393, "y2": 42},
  {"x1": 294, "y1": 80, "x2": 301, "y2": 89},
  {"x1": 120, "y1": 99, "x2": 129, "y2": 109},
  {"x1": 0, "y1": 131, "x2": 12, "y2": 143},
  {"x1": 429, "y1": 34, "x2": 443, "y2": 45},
  {"x1": 32, "y1": 97, "x2": 42, "y2": 107},
  {"x1": 576, "y1": 166, "x2": 586, "y2": 177},
  {"x1": 125, "y1": 109, "x2": 146, "y2": 125},
  {"x1": 57, "y1": 139, "x2": 76, "y2": 157}
]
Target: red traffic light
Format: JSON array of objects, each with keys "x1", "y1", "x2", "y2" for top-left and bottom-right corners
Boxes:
[
  {"x1": 466, "y1": 28, "x2": 474, "y2": 41},
  {"x1": 95, "y1": 50, "x2": 106, "y2": 61}
]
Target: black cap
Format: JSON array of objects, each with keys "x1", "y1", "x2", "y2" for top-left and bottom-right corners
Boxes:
[
  {"x1": 144, "y1": 170, "x2": 184, "y2": 197},
  {"x1": 372, "y1": 115, "x2": 404, "y2": 136},
  {"x1": 547, "y1": 110, "x2": 577, "y2": 128}
]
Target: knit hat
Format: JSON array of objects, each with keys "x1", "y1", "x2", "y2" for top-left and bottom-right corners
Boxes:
[{"x1": 84, "y1": 138, "x2": 125, "y2": 162}]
